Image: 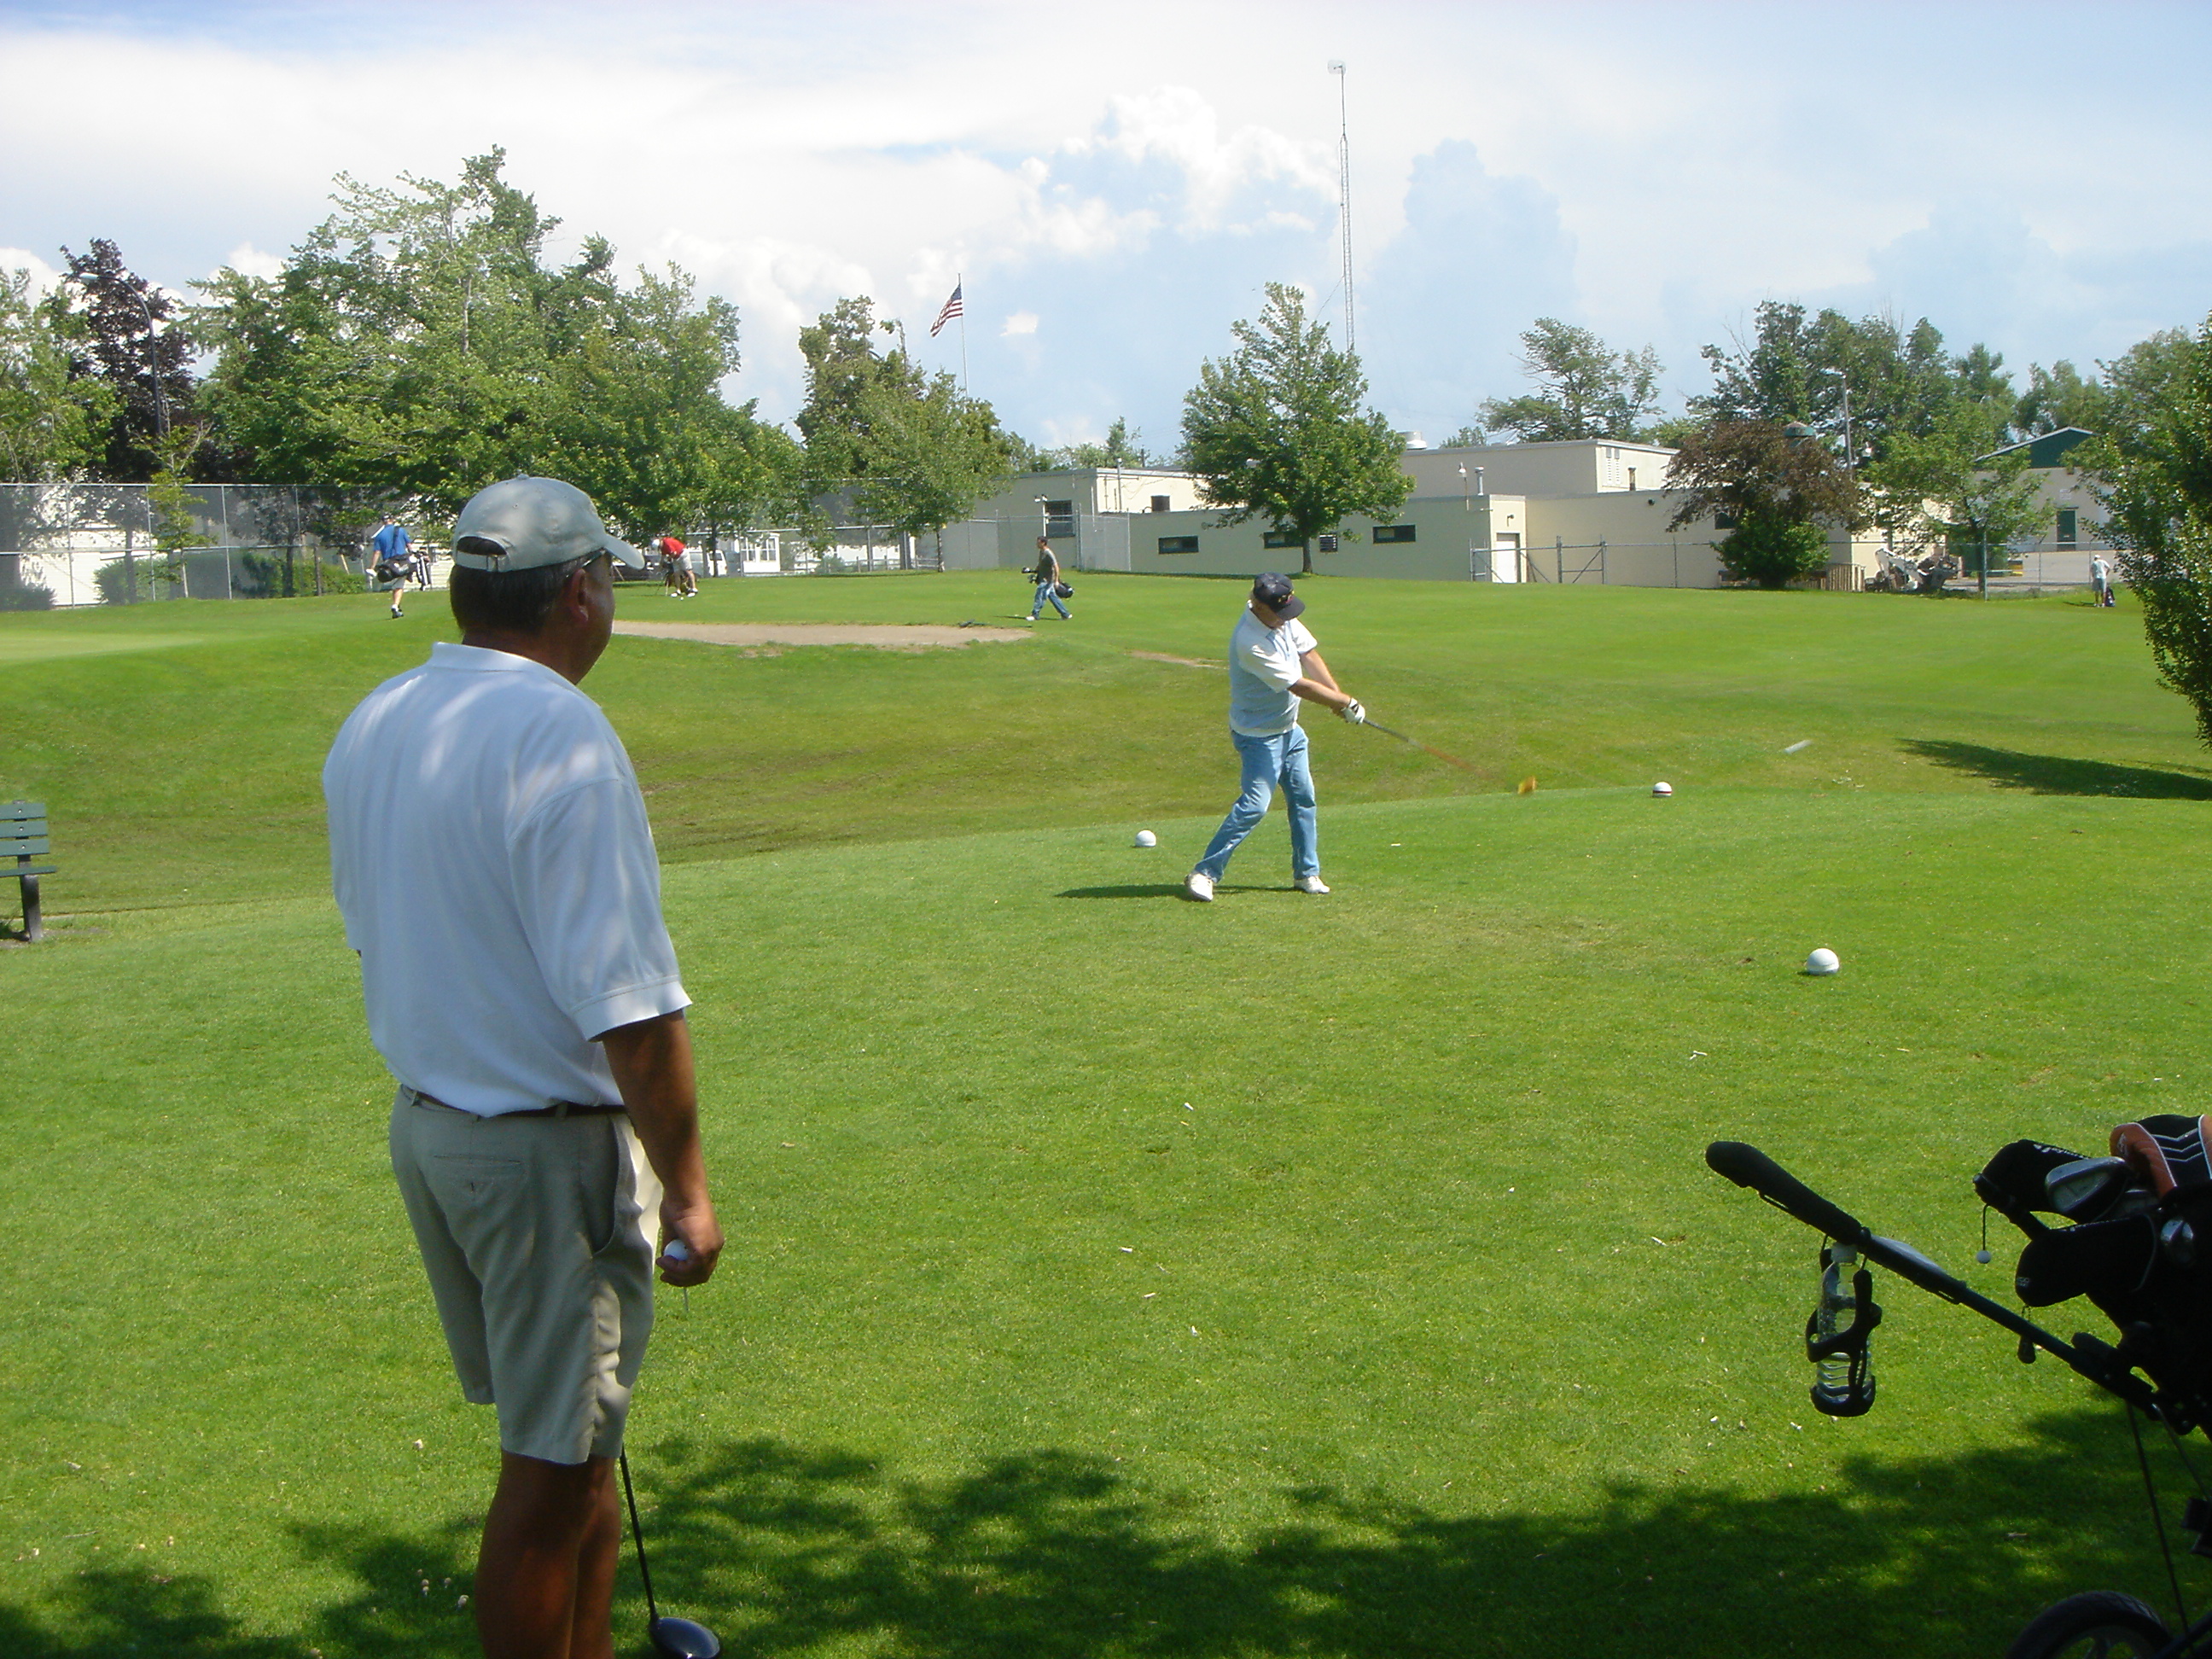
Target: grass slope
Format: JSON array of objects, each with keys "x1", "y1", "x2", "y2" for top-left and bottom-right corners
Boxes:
[{"x1": 1, "y1": 574, "x2": 2207, "y2": 1657}]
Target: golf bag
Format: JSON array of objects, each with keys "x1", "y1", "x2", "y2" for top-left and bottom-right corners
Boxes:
[{"x1": 1977, "y1": 1115, "x2": 2212, "y2": 1431}]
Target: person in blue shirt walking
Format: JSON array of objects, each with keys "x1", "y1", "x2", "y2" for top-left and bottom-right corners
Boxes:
[
  {"x1": 1184, "y1": 573, "x2": 1365, "y2": 902},
  {"x1": 370, "y1": 515, "x2": 414, "y2": 619}
]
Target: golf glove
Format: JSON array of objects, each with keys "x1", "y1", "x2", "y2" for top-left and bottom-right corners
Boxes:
[{"x1": 1340, "y1": 699, "x2": 1365, "y2": 725}]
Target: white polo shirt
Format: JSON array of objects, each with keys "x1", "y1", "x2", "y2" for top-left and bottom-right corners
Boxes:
[
  {"x1": 1226, "y1": 607, "x2": 1318, "y2": 736},
  {"x1": 323, "y1": 642, "x2": 689, "y2": 1116}
]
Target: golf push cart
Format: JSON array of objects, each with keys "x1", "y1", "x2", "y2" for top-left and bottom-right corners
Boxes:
[{"x1": 1708, "y1": 1118, "x2": 2212, "y2": 1659}]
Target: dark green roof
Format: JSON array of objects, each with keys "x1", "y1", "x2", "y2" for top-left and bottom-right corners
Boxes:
[{"x1": 1980, "y1": 427, "x2": 2094, "y2": 469}]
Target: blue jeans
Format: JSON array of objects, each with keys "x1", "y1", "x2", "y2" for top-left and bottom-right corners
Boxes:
[
  {"x1": 1032, "y1": 579, "x2": 1069, "y2": 619},
  {"x1": 1196, "y1": 725, "x2": 1318, "y2": 882}
]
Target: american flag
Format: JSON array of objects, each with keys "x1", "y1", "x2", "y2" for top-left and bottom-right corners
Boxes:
[{"x1": 929, "y1": 281, "x2": 963, "y2": 337}]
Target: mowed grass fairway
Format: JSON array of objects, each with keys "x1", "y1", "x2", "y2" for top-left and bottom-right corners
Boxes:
[{"x1": 3, "y1": 571, "x2": 2209, "y2": 1658}]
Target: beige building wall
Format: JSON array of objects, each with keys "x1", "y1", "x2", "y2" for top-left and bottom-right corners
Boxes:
[{"x1": 1400, "y1": 439, "x2": 1679, "y2": 501}]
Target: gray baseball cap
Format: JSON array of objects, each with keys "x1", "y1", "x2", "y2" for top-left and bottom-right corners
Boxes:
[{"x1": 450, "y1": 477, "x2": 646, "y2": 572}]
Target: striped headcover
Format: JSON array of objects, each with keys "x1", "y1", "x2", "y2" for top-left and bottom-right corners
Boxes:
[{"x1": 2111, "y1": 1115, "x2": 2212, "y2": 1196}]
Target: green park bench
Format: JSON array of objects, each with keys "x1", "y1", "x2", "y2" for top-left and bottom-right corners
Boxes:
[{"x1": 3, "y1": 800, "x2": 55, "y2": 942}]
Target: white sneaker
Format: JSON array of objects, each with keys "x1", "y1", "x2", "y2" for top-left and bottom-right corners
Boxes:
[
  {"x1": 1295, "y1": 875, "x2": 1330, "y2": 894},
  {"x1": 1183, "y1": 871, "x2": 1215, "y2": 903}
]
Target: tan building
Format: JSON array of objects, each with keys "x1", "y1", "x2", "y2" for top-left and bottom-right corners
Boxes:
[{"x1": 937, "y1": 439, "x2": 1732, "y2": 588}]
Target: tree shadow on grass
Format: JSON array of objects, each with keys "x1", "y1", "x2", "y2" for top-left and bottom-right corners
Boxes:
[
  {"x1": 0, "y1": 1410, "x2": 2190, "y2": 1657},
  {"x1": 1904, "y1": 739, "x2": 2212, "y2": 800}
]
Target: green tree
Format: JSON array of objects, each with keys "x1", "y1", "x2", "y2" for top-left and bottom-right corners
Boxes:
[
  {"x1": 1665, "y1": 417, "x2": 1860, "y2": 588},
  {"x1": 45, "y1": 239, "x2": 201, "y2": 481},
  {"x1": 1179, "y1": 282, "x2": 1410, "y2": 574},
  {"x1": 196, "y1": 151, "x2": 783, "y2": 539},
  {"x1": 2014, "y1": 358, "x2": 2112, "y2": 436},
  {"x1": 1867, "y1": 400, "x2": 2052, "y2": 576},
  {"x1": 0, "y1": 267, "x2": 113, "y2": 481},
  {"x1": 2092, "y1": 317, "x2": 2212, "y2": 745},
  {"x1": 1477, "y1": 317, "x2": 1662, "y2": 443},
  {"x1": 1038, "y1": 416, "x2": 1155, "y2": 470},
  {"x1": 1694, "y1": 301, "x2": 1968, "y2": 466},
  {"x1": 794, "y1": 296, "x2": 1017, "y2": 538}
]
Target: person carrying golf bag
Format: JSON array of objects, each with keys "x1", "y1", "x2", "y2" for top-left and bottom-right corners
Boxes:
[
  {"x1": 325, "y1": 476, "x2": 724, "y2": 1659},
  {"x1": 1184, "y1": 572, "x2": 1365, "y2": 903},
  {"x1": 1027, "y1": 536, "x2": 1070, "y2": 620}
]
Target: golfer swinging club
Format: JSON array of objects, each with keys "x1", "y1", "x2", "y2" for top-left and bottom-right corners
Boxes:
[
  {"x1": 1184, "y1": 572, "x2": 1365, "y2": 902},
  {"x1": 324, "y1": 475, "x2": 723, "y2": 1659}
]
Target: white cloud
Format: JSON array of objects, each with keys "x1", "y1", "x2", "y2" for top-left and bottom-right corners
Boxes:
[
  {"x1": 3, "y1": 0, "x2": 2209, "y2": 449},
  {"x1": 0, "y1": 247, "x2": 61, "y2": 298},
  {"x1": 1001, "y1": 311, "x2": 1039, "y2": 336},
  {"x1": 220, "y1": 242, "x2": 285, "y2": 281}
]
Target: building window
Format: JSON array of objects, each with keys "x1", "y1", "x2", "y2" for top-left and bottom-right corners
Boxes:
[
  {"x1": 1042, "y1": 499, "x2": 1074, "y2": 538},
  {"x1": 1156, "y1": 535, "x2": 1199, "y2": 555},
  {"x1": 1371, "y1": 524, "x2": 1417, "y2": 544},
  {"x1": 1150, "y1": 495, "x2": 1171, "y2": 513},
  {"x1": 1714, "y1": 510, "x2": 1739, "y2": 530},
  {"x1": 1316, "y1": 533, "x2": 1339, "y2": 552},
  {"x1": 2058, "y1": 507, "x2": 2078, "y2": 546},
  {"x1": 1262, "y1": 531, "x2": 1302, "y2": 549}
]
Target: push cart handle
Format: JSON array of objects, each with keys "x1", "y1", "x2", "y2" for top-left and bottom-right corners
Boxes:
[{"x1": 1706, "y1": 1141, "x2": 1870, "y2": 1244}]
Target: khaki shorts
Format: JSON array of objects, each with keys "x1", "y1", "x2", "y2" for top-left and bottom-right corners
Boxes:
[{"x1": 389, "y1": 1091, "x2": 661, "y2": 1464}]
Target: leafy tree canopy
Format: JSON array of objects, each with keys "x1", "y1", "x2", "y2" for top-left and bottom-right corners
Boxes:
[
  {"x1": 1179, "y1": 282, "x2": 1409, "y2": 573},
  {"x1": 195, "y1": 151, "x2": 791, "y2": 541},
  {"x1": 1666, "y1": 417, "x2": 1860, "y2": 589},
  {"x1": 1477, "y1": 318, "x2": 1662, "y2": 444},
  {"x1": 1035, "y1": 417, "x2": 1155, "y2": 471},
  {"x1": 2091, "y1": 317, "x2": 2212, "y2": 746},
  {"x1": 795, "y1": 295, "x2": 1020, "y2": 538},
  {"x1": 1866, "y1": 400, "x2": 2051, "y2": 562},
  {"x1": 0, "y1": 266, "x2": 113, "y2": 483},
  {"x1": 44, "y1": 239, "x2": 201, "y2": 482},
  {"x1": 1693, "y1": 300, "x2": 1993, "y2": 466}
]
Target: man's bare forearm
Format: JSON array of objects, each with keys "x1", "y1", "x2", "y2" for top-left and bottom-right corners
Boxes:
[{"x1": 599, "y1": 1010, "x2": 721, "y2": 1280}]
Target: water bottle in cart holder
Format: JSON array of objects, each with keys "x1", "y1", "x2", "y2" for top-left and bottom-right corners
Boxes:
[{"x1": 1806, "y1": 1244, "x2": 1881, "y2": 1416}]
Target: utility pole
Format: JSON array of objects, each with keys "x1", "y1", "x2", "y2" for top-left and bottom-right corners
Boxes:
[{"x1": 1329, "y1": 61, "x2": 1354, "y2": 357}]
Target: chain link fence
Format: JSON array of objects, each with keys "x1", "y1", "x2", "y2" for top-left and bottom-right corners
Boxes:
[{"x1": 0, "y1": 481, "x2": 375, "y2": 609}]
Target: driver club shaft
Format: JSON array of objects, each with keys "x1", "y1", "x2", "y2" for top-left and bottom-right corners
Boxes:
[
  {"x1": 619, "y1": 1449, "x2": 661, "y2": 1625},
  {"x1": 1359, "y1": 719, "x2": 1477, "y2": 773}
]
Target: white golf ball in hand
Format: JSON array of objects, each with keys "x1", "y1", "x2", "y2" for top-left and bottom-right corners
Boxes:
[
  {"x1": 661, "y1": 1239, "x2": 692, "y2": 1263},
  {"x1": 1805, "y1": 947, "x2": 1841, "y2": 976},
  {"x1": 1134, "y1": 830, "x2": 1157, "y2": 848}
]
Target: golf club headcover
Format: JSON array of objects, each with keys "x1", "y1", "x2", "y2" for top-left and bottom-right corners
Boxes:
[
  {"x1": 1977, "y1": 1139, "x2": 2096, "y2": 1215},
  {"x1": 2113, "y1": 1115, "x2": 2212, "y2": 1197},
  {"x1": 2015, "y1": 1214, "x2": 2159, "y2": 1307}
]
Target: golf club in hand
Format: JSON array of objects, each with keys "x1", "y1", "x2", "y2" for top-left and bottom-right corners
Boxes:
[{"x1": 620, "y1": 1449, "x2": 720, "y2": 1658}]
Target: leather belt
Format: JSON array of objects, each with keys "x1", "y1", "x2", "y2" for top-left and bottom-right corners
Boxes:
[{"x1": 403, "y1": 1085, "x2": 626, "y2": 1119}]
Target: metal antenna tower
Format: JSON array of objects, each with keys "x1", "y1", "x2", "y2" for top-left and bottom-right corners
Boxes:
[{"x1": 1329, "y1": 60, "x2": 1353, "y2": 356}]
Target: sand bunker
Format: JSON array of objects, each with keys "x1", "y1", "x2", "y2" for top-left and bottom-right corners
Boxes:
[{"x1": 613, "y1": 621, "x2": 1032, "y2": 649}]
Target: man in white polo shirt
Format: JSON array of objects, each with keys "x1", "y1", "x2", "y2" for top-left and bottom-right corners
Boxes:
[
  {"x1": 324, "y1": 474, "x2": 722, "y2": 1659},
  {"x1": 1185, "y1": 572, "x2": 1366, "y2": 902}
]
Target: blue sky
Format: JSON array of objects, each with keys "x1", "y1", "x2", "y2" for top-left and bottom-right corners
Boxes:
[{"x1": 3, "y1": 0, "x2": 2208, "y2": 453}]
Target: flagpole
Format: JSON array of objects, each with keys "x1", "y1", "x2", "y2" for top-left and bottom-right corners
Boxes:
[{"x1": 958, "y1": 271, "x2": 968, "y2": 392}]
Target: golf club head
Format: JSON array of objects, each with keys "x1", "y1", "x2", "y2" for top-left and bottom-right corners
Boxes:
[{"x1": 649, "y1": 1614, "x2": 722, "y2": 1658}]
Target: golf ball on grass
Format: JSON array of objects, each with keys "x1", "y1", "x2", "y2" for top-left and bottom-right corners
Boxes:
[
  {"x1": 1805, "y1": 947, "x2": 1841, "y2": 976},
  {"x1": 1651, "y1": 781, "x2": 1673, "y2": 797},
  {"x1": 1134, "y1": 830, "x2": 1157, "y2": 847}
]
